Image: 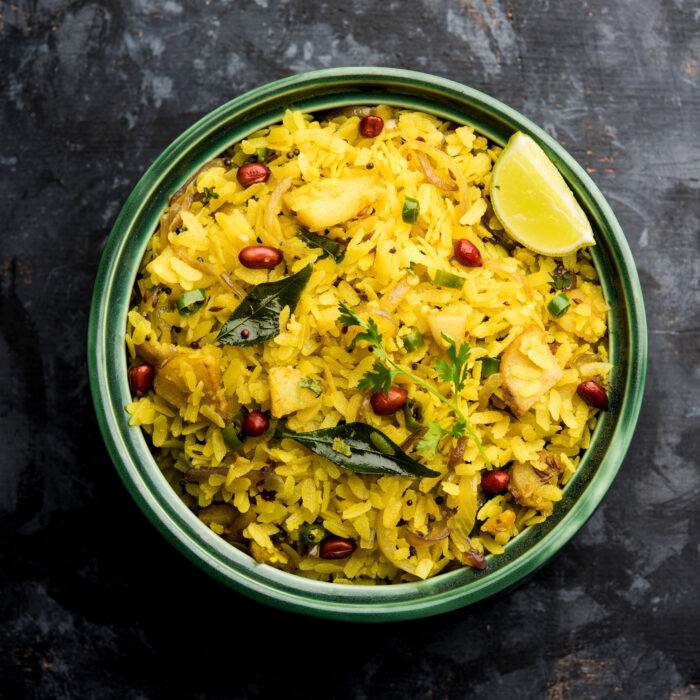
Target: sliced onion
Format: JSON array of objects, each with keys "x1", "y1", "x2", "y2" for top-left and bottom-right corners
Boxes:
[
  {"x1": 376, "y1": 511, "x2": 416, "y2": 575},
  {"x1": 401, "y1": 427, "x2": 428, "y2": 451},
  {"x1": 372, "y1": 105, "x2": 394, "y2": 122},
  {"x1": 169, "y1": 158, "x2": 227, "y2": 205},
  {"x1": 321, "y1": 106, "x2": 371, "y2": 120},
  {"x1": 162, "y1": 190, "x2": 196, "y2": 243},
  {"x1": 219, "y1": 272, "x2": 245, "y2": 299},
  {"x1": 264, "y1": 176, "x2": 292, "y2": 245},
  {"x1": 571, "y1": 353, "x2": 601, "y2": 378},
  {"x1": 160, "y1": 158, "x2": 228, "y2": 246},
  {"x1": 185, "y1": 467, "x2": 229, "y2": 483},
  {"x1": 247, "y1": 469, "x2": 284, "y2": 492},
  {"x1": 463, "y1": 545, "x2": 487, "y2": 570},
  {"x1": 366, "y1": 307, "x2": 399, "y2": 333},
  {"x1": 171, "y1": 245, "x2": 245, "y2": 298},
  {"x1": 379, "y1": 278, "x2": 412, "y2": 312},
  {"x1": 135, "y1": 339, "x2": 178, "y2": 366},
  {"x1": 416, "y1": 151, "x2": 458, "y2": 191},
  {"x1": 355, "y1": 392, "x2": 371, "y2": 422},
  {"x1": 171, "y1": 244, "x2": 218, "y2": 276},
  {"x1": 483, "y1": 260, "x2": 534, "y2": 299},
  {"x1": 407, "y1": 140, "x2": 468, "y2": 218},
  {"x1": 402, "y1": 517, "x2": 450, "y2": 547},
  {"x1": 447, "y1": 437, "x2": 468, "y2": 469},
  {"x1": 478, "y1": 372, "x2": 502, "y2": 410}
]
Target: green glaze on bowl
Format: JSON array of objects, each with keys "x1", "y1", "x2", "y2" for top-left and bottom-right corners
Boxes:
[{"x1": 88, "y1": 68, "x2": 647, "y2": 621}]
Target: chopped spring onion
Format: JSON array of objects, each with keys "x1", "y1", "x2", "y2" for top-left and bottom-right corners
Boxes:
[
  {"x1": 547, "y1": 292, "x2": 571, "y2": 319},
  {"x1": 299, "y1": 523, "x2": 328, "y2": 545},
  {"x1": 176, "y1": 288, "x2": 206, "y2": 315},
  {"x1": 222, "y1": 418, "x2": 245, "y2": 451},
  {"x1": 402, "y1": 196, "x2": 419, "y2": 224},
  {"x1": 404, "y1": 398, "x2": 425, "y2": 431},
  {"x1": 479, "y1": 357, "x2": 501, "y2": 378},
  {"x1": 433, "y1": 269, "x2": 466, "y2": 290},
  {"x1": 401, "y1": 327, "x2": 424, "y2": 353}
]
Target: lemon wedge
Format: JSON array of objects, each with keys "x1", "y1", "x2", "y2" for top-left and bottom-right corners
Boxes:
[{"x1": 490, "y1": 132, "x2": 595, "y2": 255}]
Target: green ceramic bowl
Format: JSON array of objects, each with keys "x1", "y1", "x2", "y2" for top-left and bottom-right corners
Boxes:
[{"x1": 88, "y1": 68, "x2": 647, "y2": 621}]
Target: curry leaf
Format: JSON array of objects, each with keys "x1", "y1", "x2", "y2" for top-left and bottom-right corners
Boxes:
[
  {"x1": 280, "y1": 422, "x2": 439, "y2": 478},
  {"x1": 297, "y1": 227, "x2": 346, "y2": 262},
  {"x1": 216, "y1": 264, "x2": 312, "y2": 346}
]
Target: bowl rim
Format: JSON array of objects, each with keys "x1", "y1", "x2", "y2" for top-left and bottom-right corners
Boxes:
[{"x1": 88, "y1": 67, "x2": 647, "y2": 621}]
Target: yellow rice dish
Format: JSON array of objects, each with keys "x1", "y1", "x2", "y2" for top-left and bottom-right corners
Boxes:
[{"x1": 125, "y1": 107, "x2": 611, "y2": 583}]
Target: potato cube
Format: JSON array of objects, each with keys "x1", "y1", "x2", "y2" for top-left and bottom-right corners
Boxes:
[
  {"x1": 500, "y1": 325, "x2": 562, "y2": 417},
  {"x1": 269, "y1": 366, "x2": 318, "y2": 418},
  {"x1": 283, "y1": 175, "x2": 378, "y2": 230}
]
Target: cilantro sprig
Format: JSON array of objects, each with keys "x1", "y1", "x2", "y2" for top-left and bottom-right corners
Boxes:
[{"x1": 338, "y1": 302, "x2": 491, "y2": 469}]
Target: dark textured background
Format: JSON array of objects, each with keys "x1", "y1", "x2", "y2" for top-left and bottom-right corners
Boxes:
[{"x1": 2, "y1": 1, "x2": 699, "y2": 698}]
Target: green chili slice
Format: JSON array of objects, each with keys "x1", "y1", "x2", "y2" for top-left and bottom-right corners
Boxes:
[
  {"x1": 433, "y1": 269, "x2": 466, "y2": 290},
  {"x1": 402, "y1": 196, "x2": 419, "y2": 224},
  {"x1": 547, "y1": 292, "x2": 571, "y2": 319},
  {"x1": 480, "y1": 357, "x2": 501, "y2": 378},
  {"x1": 256, "y1": 147, "x2": 269, "y2": 162},
  {"x1": 176, "y1": 288, "x2": 206, "y2": 316},
  {"x1": 222, "y1": 418, "x2": 245, "y2": 451},
  {"x1": 299, "y1": 523, "x2": 328, "y2": 545},
  {"x1": 401, "y1": 327, "x2": 424, "y2": 353},
  {"x1": 404, "y1": 398, "x2": 425, "y2": 431}
]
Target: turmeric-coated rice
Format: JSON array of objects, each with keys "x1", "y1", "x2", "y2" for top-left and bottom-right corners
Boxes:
[{"x1": 125, "y1": 107, "x2": 611, "y2": 583}]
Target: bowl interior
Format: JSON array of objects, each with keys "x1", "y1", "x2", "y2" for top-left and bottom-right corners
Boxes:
[{"x1": 88, "y1": 68, "x2": 647, "y2": 621}]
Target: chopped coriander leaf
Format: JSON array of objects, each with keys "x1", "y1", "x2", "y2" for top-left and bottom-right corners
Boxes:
[
  {"x1": 435, "y1": 333, "x2": 471, "y2": 395},
  {"x1": 417, "y1": 421, "x2": 449, "y2": 457},
  {"x1": 337, "y1": 302, "x2": 492, "y2": 469},
  {"x1": 549, "y1": 270, "x2": 572, "y2": 291},
  {"x1": 357, "y1": 360, "x2": 399, "y2": 395},
  {"x1": 299, "y1": 377, "x2": 322, "y2": 396},
  {"x1": 201, "y1": 187, "x2": 219, "y2": 205}
]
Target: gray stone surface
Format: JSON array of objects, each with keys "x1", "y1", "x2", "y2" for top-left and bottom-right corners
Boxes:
[{"x1": 1, "y1": 0, "x2": 698, "y2": 697}]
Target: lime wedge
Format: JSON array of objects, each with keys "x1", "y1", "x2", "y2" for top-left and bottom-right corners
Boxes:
[{"x1": 490, "y1": 132, "x2": 595, "y2": 255}]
